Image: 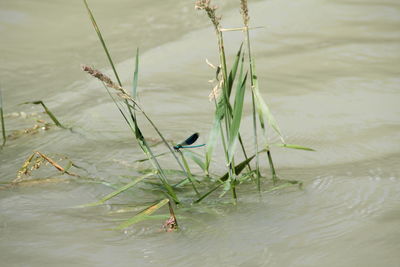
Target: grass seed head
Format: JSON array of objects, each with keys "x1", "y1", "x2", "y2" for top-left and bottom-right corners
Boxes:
[
  {"x1": 195, "y1": 0, "x2": 221, "y2": 32},
  {"x1": 240, "y1": 0, "x2": 250, "y2": 26}
]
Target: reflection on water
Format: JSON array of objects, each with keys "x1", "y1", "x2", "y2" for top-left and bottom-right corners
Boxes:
[{"x1": 0, "y1": 0, "x2": 399, "y2": 266}]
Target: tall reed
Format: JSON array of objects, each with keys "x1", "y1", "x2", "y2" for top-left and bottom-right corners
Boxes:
[
  {"x1": 82, "y1": 0, "x2": 189, "y2": 187},
  {"x1": 196, "y1": 0, "x2": 253, "y2": 201}
]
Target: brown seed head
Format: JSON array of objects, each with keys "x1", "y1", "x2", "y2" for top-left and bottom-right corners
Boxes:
[
  {"x1": 240, "y1": 0, "x2": 250, "y2": 26},
  {"x1": 195, "y1": 0, "x2": 221, "y2": 32}
]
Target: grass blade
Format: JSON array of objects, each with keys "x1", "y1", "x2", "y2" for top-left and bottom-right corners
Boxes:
[
  {"x1": 178, "y1": 151, "x2": 200, "y2": 196},
  {"x1": 105, "y1": 86, "x2": 179, "y2": 203},
  {"x1": 82, "y1": 0, "x2": 122, "y2": 86},
  {"x1": 132, "y1": 48, "x2": 139, "y2": 98},
  {"x1": 272, "y1": 143, "x2": 315, "y2": 151},
  {"x1": 227, "y1": 43, "x2": 243, "y2": 97},
  {"x1": 183, "y1": 150, "x2": 206, "y2": 172},
  {"x1": 0, "y1": 87, "x2": 6, "y2": 147},
  {"x1": 22, "y1": 100, "x2": 67, "y2": 129},
  {"x1": 227, "y1": 54, "x2": 247, "y2": 163},
  {"x1": 134, "y1": 151, "x2": 169, "y2": 163},
  {"x1": 205, "y1": 116, "x2": 221, "y2": 173},
  {"x1": 251, "y1": 71, "x2": 284, "y2": 143},
  {"x1": 115, "y1": 199, "x2": 169, "y2": 230},
  {"x1": 78, "y1": 172, "x2": 155, "y2": 208}
]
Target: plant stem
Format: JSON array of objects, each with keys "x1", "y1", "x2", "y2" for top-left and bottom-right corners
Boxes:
[
  {"x1": 179, "y1": 151, "x2": 200, "y2": 196},
  {"x1": 266, "y1": 148, "x2": 278, "y2": 184},
  {"x1": 0, "y1": 87, "x2": 6, "y2": 147},
  {"x1": 83, "y1": 0, "x2": 122, "y2": 85},
  {"x1": 244, "y1": 25, "x2": 278, "y2": 184}
]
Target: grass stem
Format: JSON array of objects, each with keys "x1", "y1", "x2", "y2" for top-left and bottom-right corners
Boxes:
[{"x1": 0, "y1": 87, "x2": 6, "y2": 147}]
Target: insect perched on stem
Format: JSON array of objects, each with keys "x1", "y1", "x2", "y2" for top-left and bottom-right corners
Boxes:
[{"x1": 173, "y1": 133, "x2": 206, "y2": 151}]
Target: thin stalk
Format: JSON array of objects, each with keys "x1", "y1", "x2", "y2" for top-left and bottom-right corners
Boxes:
[
  {"x1": 82, "y1": 0, "x2": 188, "y2": 176},
  {"x1": 0, "y1": 87, "x2": 6, "y2": 147},
  {"x1": 22, "y1": 101, "x2": 67, "y2": 129},
  {"x1": 105, "y1": 86, "x2": 179, "y2": 203},
  {"x1": 252, "y1": 92, "x2": 261, "y2": 190},
  {"x1": 83, "y1": 0, "x2": 121, "y2": 85},
  {"x1": 179, "y1": 151, "x2": 200, "y2": 196},
  {"x1": 127, "y1": 103, "x2": 188, "y2": 176},
  {"x1": 216, "y1": 31, "x2": 237, "y2": 193},
  {"x1": 244, "y1": 25, "x2": 277, "y2": 182},
  {"x1": 213, "y1": 98, "x2": 229, "y2": 162},
  {"x1": 267, "y1": 148, "x2": 278, "y2": 184}
]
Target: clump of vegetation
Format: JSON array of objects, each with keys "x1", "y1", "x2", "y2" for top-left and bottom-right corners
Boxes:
[{"x1": 3, "y1": 0, "x2": 313, "y2": 232}]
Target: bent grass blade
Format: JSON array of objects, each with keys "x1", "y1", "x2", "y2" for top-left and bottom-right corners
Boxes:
[
  {"x1": 272, "y1": 143, "x2": 315, "y2": 151},
  {"x1": 251, "y1": 72, "x2": 284, "y2": 143},
  {"x1": 82, "y1": 0, "x2": 121, "y2": 85},
  {"x1": 22, "y1": 101, "x2": 67, "y2": 129},
  {"x1": 78, "y1": 172, "x2": 156, "y2": 208},
  {"x1": 115, "y1": 198, "x2": 169, "y2": 230}
]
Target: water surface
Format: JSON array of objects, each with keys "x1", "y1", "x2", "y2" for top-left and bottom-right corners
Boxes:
[{"x1": 1, "y1": 0, "x2": 399, "y2": 266}]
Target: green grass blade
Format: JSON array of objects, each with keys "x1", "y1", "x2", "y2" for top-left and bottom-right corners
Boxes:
[
  {"x1": 227, "y1": 43, "x2": 243, "y2": 97},
  {"x1": 105, "y1": 87, "x2": 179, "y2": 203},
  {"x1": 126, "y1": 102, "x2": 189, "y2": 178},
  {"x1": 22, "y1": 100, "x2": 67, "y2": 129},
  {"x1": 205, "y1": 116, "x2": 221, "y2": 173},
  {"x1": 115, "y1": 199, "x2": 169, "y2": 230},
  {"x1": 179, "y1": 151, "x2": 199, "y2": 195},
  {"x1": 251, "y1": 71, "x2": 285, "y2": 143},
  {"x1": 0, "y1": 87, "x2": 6, "y2": 147},
  {"x1": 227, "y1": 55, "x2": 247, "y2": 163},
  {"x1": 132, "y1": 47, "x2": 139, "y2": 98},
  {"x1": 183, "y1": 150, "x2": 206, "y2": 172},
  {"x1": 78, "y1": 172, "x2": 155, "y2": 208},
  {"x1": 82, "y1": 0, "x2": 122, "y2": 86},
  {"x1": 134, "y1": 151, "x2": 169, "y2": 163},
  {"x1": 272, "y1": 143, "x2": 315, "y2": 151}
]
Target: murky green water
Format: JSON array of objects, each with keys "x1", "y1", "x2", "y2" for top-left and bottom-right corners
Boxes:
[{"x1": 1, "y1": 0, "x2": 399, "y2": 266}]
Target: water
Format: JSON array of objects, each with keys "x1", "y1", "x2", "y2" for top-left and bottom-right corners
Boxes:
[{"x1": 1, "y1": 0, "x2": 400, "y2": 266}]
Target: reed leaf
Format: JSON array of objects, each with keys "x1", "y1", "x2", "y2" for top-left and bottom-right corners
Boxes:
[
  {"x1": 22, "y1": 100, "x2": 67, "y2": 129},
  {"x1": 178, "y1": 151, "x2": 199, "y2": 196},
  {"x1": 82, "y1": 2, "x2": 186, "y2": 177},
  {"x1": 115, "y1": 199, "x2": 169, "y2": 230},
  {"x1": 78, "y1": 172, "x2": 155, "y2": 208},
  {"x1": 272, "y1": 143, "x2": 315, "y2": 151},
  {"x1": 134, "y1": 152, "x2": 169, "y2": 163},
  {"x1": 205, "y1": 116, "x2": 221, "y2": 173},
  {"x1": 227, "y1": 43, "x2": 243, "y2": 97},
  {"x1": 227, "y1": 54, "x2": 247, "y2": 163},
  {"x1": 183, "y1": 150, "x2": 206, "y2": 172},
  {"x1": 0, "y1": 87, "x2": 5, "y2": 147},
  {"x1": 82, "y1": 0, "x2": 121, "y2": 85},
  {"x1": 251, "y1": 71, "x2": 285, "y2": 143},
  {"x1": 132, "y1": 47, "x2": 139, "y2": 98},
  {"x1": 105, "y1": 87, "x2": 179, "y2": 203}
]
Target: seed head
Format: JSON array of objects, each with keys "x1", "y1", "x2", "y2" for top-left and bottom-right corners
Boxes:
[
  {"x1": 195, "y1": 0, "x2": 221, "y2": 32},
  {"x1": 240, "y1": 0, "x2": 250, "y2": 26}
]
